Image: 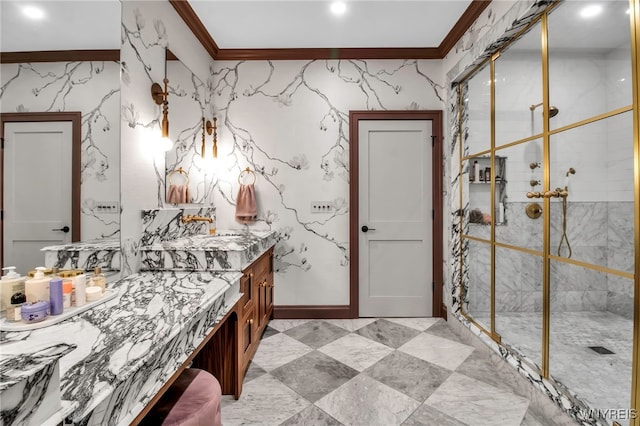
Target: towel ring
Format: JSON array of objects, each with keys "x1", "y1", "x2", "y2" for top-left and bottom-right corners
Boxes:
[
  {"x1": 238, "y1": 167, "x2": 256, "y2": 185},
  {"x1": 168, "y1": 167, "x2": 190, "y2": 186}
]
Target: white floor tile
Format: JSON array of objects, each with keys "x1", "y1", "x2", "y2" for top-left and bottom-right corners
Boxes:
[
  {"x1": 398, "y1": 332, "x2": 474, "y2": 371},
  {"x1": 318, "y1": 333, "x2": 393, "y2": 372}
]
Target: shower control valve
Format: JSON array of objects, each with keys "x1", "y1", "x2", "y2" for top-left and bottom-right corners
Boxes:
[{"x1": 526, "y1": 191, "x2": 542, "y2": 199}]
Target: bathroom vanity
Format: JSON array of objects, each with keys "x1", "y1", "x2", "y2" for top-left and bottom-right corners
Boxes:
[{"x1": 0, "y1": 218, "x2": 276, "y2": 426}]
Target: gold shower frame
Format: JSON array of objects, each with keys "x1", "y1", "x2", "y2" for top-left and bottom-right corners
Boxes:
[{"x1": 457, "y1": 1, "x2": 640, "y2": 422}]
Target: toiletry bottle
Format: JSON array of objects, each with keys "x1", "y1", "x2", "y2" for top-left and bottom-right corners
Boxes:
[
  {"x1": 74, "y1": 274, "x2": 87, "y2": 307},
  {"x1": 6, "y1": 292, "x2": 26, "y2": 322},
  {"x1": 25, "y1": 267, "x2": 51, "y2": 303},
  {"x1": 470, "y1": 161, "x2": 476, "y2": 182},
  {"x1": 49, "y1": 276, "x2": 63, "y2": 315},
  {"x1": 474, "y1": 161, "x2": 481, "y2": 182},
  {"x1": 1, "y1": 267, "x2": 26, "y2": 317},
  {"x1": 92, "y1": 267, "x2": 106, "y2": 293},
  {"x1": 63, "y1": 281, "x2": 72, "y2": 308}
]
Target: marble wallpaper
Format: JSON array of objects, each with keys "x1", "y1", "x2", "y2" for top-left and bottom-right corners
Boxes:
[
  {"x1": 198, "y1": 59, "x2": 446, "y2": 306},
  {"x1": 0, "y1": 61, "x2": 120, "y2": 241}
]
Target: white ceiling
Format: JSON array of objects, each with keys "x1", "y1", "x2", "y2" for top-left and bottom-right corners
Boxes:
[
  {"x1": 0, "y1": 1, "x2": 121, "y2": 52},
  {"x1": 189, "y1": 1, "x2": 472, "y2": 49},
  {"x1": 0, "y1": 0, "x2": 472, "y2": 52}
]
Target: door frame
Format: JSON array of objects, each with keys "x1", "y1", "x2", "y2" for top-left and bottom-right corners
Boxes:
[
  {"x1": 349, "y1": 110, "x2": 444, "y2": 318},
  {"x1": 0, "y1": 112, "x2": 82, "y2": 269}
]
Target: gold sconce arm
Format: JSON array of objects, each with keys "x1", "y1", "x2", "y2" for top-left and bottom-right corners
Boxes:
[
  {"x1": 202, "y1": 118, "x2": 213, "y2": 158},
  {"x1": 200, "y1": 117, "x2": 218, "y2": 158}
]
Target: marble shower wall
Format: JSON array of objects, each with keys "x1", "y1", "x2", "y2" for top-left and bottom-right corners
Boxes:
[
  {"x1": 444, "y1": 1, "x2": 618, "y2": 424},
  {"x1": 119, "y1": 1, "x2": 215, "y2": 275},
  {"x1": 204, "y1": 59, "x2": 445, "y2": 305},
  {"x1": 451, "y1": 2, "x2": 635, "y2": 317},
  {"x1": 0, "y1": 61, "x2": 120, "y2": 240}
]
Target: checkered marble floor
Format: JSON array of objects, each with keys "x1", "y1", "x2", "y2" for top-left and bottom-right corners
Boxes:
[{"x1": 221, "y1": 318, "x2": 554, "y2": 426}]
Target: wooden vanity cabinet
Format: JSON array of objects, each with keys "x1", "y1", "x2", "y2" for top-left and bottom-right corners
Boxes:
[{"x1": 239, "y1": 247, "x2": 274, "y2": 375}]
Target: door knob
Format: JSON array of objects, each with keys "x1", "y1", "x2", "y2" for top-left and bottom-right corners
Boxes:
[
  {"x1": 361, "y1": 225, "x2": 376, "y2": 233},
  {"x1": 52, "y1": 226, "x2": 70, "y2": 233}
]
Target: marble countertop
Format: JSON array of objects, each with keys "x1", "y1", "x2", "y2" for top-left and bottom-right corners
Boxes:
[
  {"x1": 40, "y1": 238, "x2": 120, "y2": 252},
  {"x1": 1, "y1": 270, "x2": 242, "y2": 424},
  {"x1": 141, "y1": 229, "x2": 277, "y2": 272},
  {"x1": 41, "y1": 238, "x2": 122, "y2": 272},
  {"x1": 142, "y1": 229, "x2": 275, "y2": 251}
]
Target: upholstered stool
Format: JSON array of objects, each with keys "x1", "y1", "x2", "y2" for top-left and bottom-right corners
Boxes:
[{"x1": 141, "y1": 368, "x2": 222, "y2": 426}]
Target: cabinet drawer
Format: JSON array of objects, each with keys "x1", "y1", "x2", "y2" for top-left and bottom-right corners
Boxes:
[
  {"x1": 252, "y1": 250, "x2": 271, "y2": 280},
  {"x1": 239, "y1": 271, "x2": 254, "y2": 312},
  {"x1": 240, "y1": 307, "x2": 257, "y2": 366}
]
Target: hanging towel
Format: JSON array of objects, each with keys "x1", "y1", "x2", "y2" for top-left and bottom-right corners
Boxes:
[
  {"x1": 235, "y1": 183, "x2": 257, "y2": 224},
  {"x1": 167, "y1": 184, "x2": 190, "y2": 204}
]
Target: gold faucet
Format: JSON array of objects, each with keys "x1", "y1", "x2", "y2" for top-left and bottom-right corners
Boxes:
[{"x1": 181, "y1": 215, "x2": 213, "y2": 224}]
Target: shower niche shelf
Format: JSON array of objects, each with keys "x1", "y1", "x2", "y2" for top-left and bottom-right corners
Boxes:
[{"x1": 468, "y1": 155, "x2": 507, "y2": 226}]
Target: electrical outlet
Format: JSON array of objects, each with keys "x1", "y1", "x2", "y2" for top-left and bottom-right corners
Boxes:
[
  {"x1": 96, "y1": 201, "x2": 119, "y2": 214},
  {"x1": 311, "y1": 201, "x2": 334, "y2": 213}
]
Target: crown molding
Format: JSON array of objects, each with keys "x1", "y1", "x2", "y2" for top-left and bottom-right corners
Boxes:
[
  {"x1": 438, "y1": 0, "x2": 491, "y2": 57},
  {"x1": 216, "y1": 47, "x2": 441, "y2": 61},
  {"x1": 169, "y1": 0, "x2": 219, "y2": 58},
  {"x1": 0, "y1": 49, "x2": 119, "y2": 64}
]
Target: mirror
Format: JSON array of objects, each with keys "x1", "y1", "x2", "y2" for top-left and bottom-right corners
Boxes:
[
  {"x1": 164, "y1": 55, "x2": 215, "y2": 206},
  {"x1": 0, "y1": 1, "x2": 121, "y2": 273}
]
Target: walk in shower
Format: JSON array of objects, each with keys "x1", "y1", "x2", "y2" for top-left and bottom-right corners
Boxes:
[{"x1": 457, "y1": 1, "x2": 638, "y2": 425}]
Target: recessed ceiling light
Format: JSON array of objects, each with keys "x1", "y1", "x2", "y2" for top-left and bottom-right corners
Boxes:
[
  {"x1": 330, "y1": 1, "x2": 347, "y2": 15},
  {"x1": 22, "y1": 5, "x2": 45, "y2": 20},
  {"x1": 580, "y1": 4, "x2": 602, "y2": 18}
]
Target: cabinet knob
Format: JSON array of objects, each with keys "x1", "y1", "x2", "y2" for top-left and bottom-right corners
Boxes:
[
  {"x1": 262, "y1": 280, "x2": 268, "y2": 288},
  {"x1": 250, "y1": 273, "x2": 254, "y2": 278},
  {"x1": 247, "y1": 318, "x2": 254, "y2": 325}
]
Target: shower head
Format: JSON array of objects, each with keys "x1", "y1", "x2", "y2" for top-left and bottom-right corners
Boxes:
[{"x1": 529, "y1": 102, "x2": 559, "y2": 117}]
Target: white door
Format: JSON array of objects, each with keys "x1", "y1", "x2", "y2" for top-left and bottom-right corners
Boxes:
[
  {"x1": 359, "y1": 120, "x2": 433, "y2": 317},
  {"x1": 3, "y1": 121, "x2": 73, "y2": 275}
]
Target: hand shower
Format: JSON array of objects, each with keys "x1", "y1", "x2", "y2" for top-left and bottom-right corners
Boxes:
[{"x1": 557, "y1": 168, "x2": 575, "y2": 258}]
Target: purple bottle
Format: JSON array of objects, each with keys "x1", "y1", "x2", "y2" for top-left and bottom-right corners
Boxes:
[{"x1": 49, "y1": 277, "x2": 63, "y2": 315}]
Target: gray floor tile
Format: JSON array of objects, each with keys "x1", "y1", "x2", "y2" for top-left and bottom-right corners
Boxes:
[
  {"x1": 423, "y1": 320, "x2": 462, "y2": 341},
  {"x1": 261, "y1": 325, "x2": 280, "y2": 340},
  {"x1": 455, "y1": 350, "x2": 518, "y2": 394},
  {"x1": 316, "y1": 374, "x2": 420, "y2": 426},
  {"x1": 285, "y1": 321, "x2": 350, "y2": 349},
  {"x1": 402, "y1": 404, "x2": 468, "y2": 426},
  {"x1": 279, "y1": 405, "x2": 343, "y2": 426},
  {"x1": 271, "y1": 351, "x2": 359, "y2": 402},
  {"x1": 355, "y1": 318, "x2": 420, "y2": 348},
  {"x1": 244, "y1": 361, "x2": 267, "y2": 383},
  {"x1": 364, "y1": 351, "x2": 453, "y2": 402}
]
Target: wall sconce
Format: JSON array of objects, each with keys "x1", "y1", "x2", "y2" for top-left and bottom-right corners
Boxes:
[
  {"x1": 201, "y1": 116, "x2": 218, "y2": 158},
  {"x1": 151, "y1": 78, "x2": 173, "y2": 152}
]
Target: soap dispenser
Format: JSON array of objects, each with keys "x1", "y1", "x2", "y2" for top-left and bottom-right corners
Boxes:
[
  {"x1": 1, "y1": 266, "x2": 26, "y2": 317},
  {"x1": 25, "y1": 267, "x2": 52, "y2": 303}
]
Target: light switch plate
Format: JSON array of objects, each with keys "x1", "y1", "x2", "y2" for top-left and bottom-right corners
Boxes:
[
  {"x1": 96, "y1": 201, "x2": 119, "y2": 214},
  {"x1": 311, "y1": 201, "x2": 334, "y2": 213}
]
